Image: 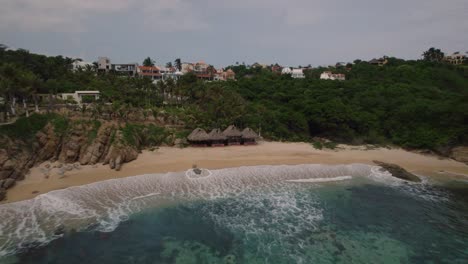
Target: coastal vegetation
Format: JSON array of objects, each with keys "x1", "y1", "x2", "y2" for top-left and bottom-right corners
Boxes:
[{"x1": 1, "y1": 45, "x2": 467, "y2": 155}]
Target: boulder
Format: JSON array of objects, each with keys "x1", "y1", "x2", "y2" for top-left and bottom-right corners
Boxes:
[
  {"x1": 0, "y1": 149, "x2": 8, "y2": 166},
  {"x1": 3, "y1": 178, "x2": 16, "y2": 189},
  {"x1": 373, "y1": 161, "x2": 421, "y2": 182},
  {"x1": 0, "y1": 188, "x2": 6, "y2": 201},
  {"x1": 451, "y1": 147, "x2": 468, "y2": 164},
  {"x1": 2, "y1": 159, "x2": 15, "y2": 170},
  {"x1": 79, "y1": 125, "x2": 113, "y2": 165},
  {"x1": 104, "y1": 145, "x2": 138, "y2": 171},
  {"x1": 0, "y1": 170, "x2": 13, "y2": 180}
]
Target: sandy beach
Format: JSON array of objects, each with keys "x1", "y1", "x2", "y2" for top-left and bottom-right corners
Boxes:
[{"x1": 3, "y1": 142, "x2": 468, "y2": 204}]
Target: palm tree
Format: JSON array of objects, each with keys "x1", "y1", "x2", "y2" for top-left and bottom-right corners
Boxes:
[
  {"x1": 174, "y1": 58, "x2": 182, "y2": 71},
  {"x1": 143, "y1": 57, "x2": 155, "y2": 67}
]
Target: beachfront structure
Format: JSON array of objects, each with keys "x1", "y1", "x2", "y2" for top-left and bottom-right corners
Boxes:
[
  {"x1": 97, "y1": 57, "x2": 138, "y2": 76},
  {"x1": 187, "y1": 128, "x2": 210, "y2": 147},
  {"x1": 320, "y1": 71, "x2": 345, "y2": 81},
  {"x1": 241, "y1": 127, "x2": 258, "y2": 145},
  {"x1": 223, "y1": 125, "x2": 242, "y2": 145},
  {"x1": 59, "y1": 91, "x2": 100, "y2": 104},
  {"x1": 281, "y1": 67, "x2": 305, "y2": 78},
  {"x1": 444, "y1": 52, "x2": 466, "y2": 65},
  {"x1": 208, "y1": 128, "x2": 227, "y2": 146}
]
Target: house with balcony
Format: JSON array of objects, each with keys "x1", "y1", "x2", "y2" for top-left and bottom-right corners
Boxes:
[
  {"x1": 97, "y1": 57, "x2": 138, "y2": 76},
  {"x1": 444, "y1": 52, "x2": 466, "y2": 65},
  {"x1": 138, "y1": 66, "x2": 162, "y2": 81}
]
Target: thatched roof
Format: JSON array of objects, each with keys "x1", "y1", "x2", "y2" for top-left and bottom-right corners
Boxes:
[
  {"x1": 187, "y1": 128, "x2": 210, "y2": 141},
  {"x1": 208, "y1": 128, "x2": 227, "y2": 141},
  {"x1": 241, "y1": 127, "x2": 258, "y2": 139},
  {"x1": 223, "y1": 125, "x2": 242, "y2": 137}
]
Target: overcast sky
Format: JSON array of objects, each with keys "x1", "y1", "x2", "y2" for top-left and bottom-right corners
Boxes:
[{"x1": 0, "y1": 0, "x2": 467, "y2": 67}]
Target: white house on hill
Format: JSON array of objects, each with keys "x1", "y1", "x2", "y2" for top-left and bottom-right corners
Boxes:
[
  {"x1": 281, "y1": 67, "x2": 304, "y2": 78},
  {"x1": 60, "y1": 91, "x2": 100, "y2": 104},
  {"x1": 320, "y1": 71, "x2": 345, "y2": 81}
]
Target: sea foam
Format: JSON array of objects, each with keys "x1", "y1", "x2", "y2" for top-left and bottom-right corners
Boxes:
[{"x1": 0, "y1": 163, "x2": 408, "y2": 257}]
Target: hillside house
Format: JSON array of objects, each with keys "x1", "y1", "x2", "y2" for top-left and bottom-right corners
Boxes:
[{"x1": 320, "y1": 71, "x2": 345, "y2": 81}]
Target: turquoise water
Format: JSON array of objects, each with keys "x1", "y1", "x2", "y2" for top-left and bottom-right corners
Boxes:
[{"x1": 0, "y1": 164, "x2": 467, "y2": 263}]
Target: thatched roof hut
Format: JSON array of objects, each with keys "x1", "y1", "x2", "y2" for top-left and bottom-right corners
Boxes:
[
  {"x1": 187, "y1": 128, "x2": 210, "y2": 142},
  {"x1": 208, "y1": 128, "x2": 227, "y2": 141},
  {"x1": 223, "y1": 125, "x2": 242, "y2": 137},
  {"x1": 241, "y1": 127, "x2": 258, "y2": 139}
]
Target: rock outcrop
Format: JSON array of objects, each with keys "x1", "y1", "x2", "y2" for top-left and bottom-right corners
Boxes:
[
  {"x1": 373, "y1": 160, "x2": 421, "y2": 182},
  {"x1": 450, "y1": 147, "x2": 468, "y2": 164},
  {"x1": 0, "y1": 120, "x2": 144, "y2": 201},
  {"x1": 103, "y1": 131, "x2": 139, "y2": 171}
]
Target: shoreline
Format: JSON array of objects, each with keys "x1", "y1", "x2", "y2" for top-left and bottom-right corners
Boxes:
[{"x1": 3, "y1": 142, "x2": 468, "y2": 204}]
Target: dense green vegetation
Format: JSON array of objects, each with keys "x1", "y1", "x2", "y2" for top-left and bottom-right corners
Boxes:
[{"x1": 1, "y1": 45, "x2": 467, "y2": 153}]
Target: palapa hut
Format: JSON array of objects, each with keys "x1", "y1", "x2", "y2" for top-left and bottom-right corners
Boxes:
[
  {"x1": 208, "y1": 128, "x2": 227, "y2": 147},
  {"x1": 187, "y1": 128, "x2": 210, "y2": 147},
  {"x1": 241, "y1": 127, "x2": 258, "y2": 145},
  {"x1": 223, "y1": 125, "x2": 242, "y2": 145}
]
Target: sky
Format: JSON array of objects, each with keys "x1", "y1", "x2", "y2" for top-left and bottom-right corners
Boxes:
[{"x1": 0, "y1": 0, "x2": 467, "y2": 67}]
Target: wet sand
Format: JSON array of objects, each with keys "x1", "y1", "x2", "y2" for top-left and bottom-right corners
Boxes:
[{"x1": 3, "y1": 142, "x2": 468, "y2": 203}]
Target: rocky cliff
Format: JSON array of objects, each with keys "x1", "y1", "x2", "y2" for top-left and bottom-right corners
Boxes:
[
  {"x1": 0, "y1": 121, "x2": 148, "y2": 201},
  {"x1": 451, "y1": 146, "x2": 468, "y2": 165}
]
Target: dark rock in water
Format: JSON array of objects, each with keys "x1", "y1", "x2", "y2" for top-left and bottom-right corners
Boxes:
[
  {"x1": 193, "y1": 168, "x2": 202, "y2": 175},
  {"x1": 54, "y1": 225, "x2": 66, "y2": 236},
  {"x1": 373, "y1": 160, "x2": 421, "y2": 182}
]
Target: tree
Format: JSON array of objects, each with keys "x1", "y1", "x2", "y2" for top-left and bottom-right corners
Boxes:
[
  {"x1": 174, "y1": 58, "x2": 182, "y2": 71},
  {"x1": 143, "y1": 57, "x2": 155, "y2": 67},
  {"x1": 166, "y1": 62, "x2": 173, "y2": 68},
  {"x1": 422, "y1": 47, "x2": 444, "y2": 62}
]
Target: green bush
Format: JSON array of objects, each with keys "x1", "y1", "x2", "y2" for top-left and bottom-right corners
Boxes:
[
  {"x1": 0, "y1": 113, "x2": 57, "y2": 140},
  {"x1": 312, "y1": 141, "x2": 323, "y2": 150}
]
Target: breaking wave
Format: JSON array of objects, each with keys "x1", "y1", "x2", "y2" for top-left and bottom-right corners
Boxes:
[{"x1": 0, "y1": 163, "x2": 417, "y2": 257}]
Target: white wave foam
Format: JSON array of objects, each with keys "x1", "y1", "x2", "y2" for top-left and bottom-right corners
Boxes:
[
  {"x1": 285, "y1": 176, "x2": 352, "y2": 183},
  {"x1": 0, "y1": 163, "x2": 414, "y2": 257}
]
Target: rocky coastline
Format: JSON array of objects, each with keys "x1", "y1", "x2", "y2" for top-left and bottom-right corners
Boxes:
[
  {"x1": 1, "y1": 119, "x2": 467, "y2": 202},
  {"x1": 0, "y1": 120, "x2": 164, "y2": 201}
]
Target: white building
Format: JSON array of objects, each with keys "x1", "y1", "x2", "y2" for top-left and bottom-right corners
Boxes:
[
  {"x1": 320, "y1": 71, "x2": 345, "y2": 81},
  {"x1": 60, "y1": 91, "x2": 100, "y2": 104},
  {"x1": 444, "y1": 52, "x2": 466, "y2": 65},
  {"x1": 291, "y1": 69, "x2": 305, "y2": 78},
  {"x1": 97, "y1": 57, "x2": 138, "y2": 76},
  {"x1": 281, "y1": 67, "x2": 304, "y2": 78},
  {"x1": 72, "y1": 60, "x2": 94, "y2": 71},
  {"x1": 281, "y1": 67, "x2": 292, "y2": 75}
]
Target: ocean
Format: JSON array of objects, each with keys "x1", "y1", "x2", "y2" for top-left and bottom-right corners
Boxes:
[{"x1": 0, "y1": 164, "x2": 467, "y2": 263}]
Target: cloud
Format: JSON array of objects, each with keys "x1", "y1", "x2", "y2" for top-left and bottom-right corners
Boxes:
[
  {"x1": 140, "y1": 0, "x2": 209, "y2": 32},
  {"x1": 0, "y1": 0, "x2": 207, "y2": 33}
]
